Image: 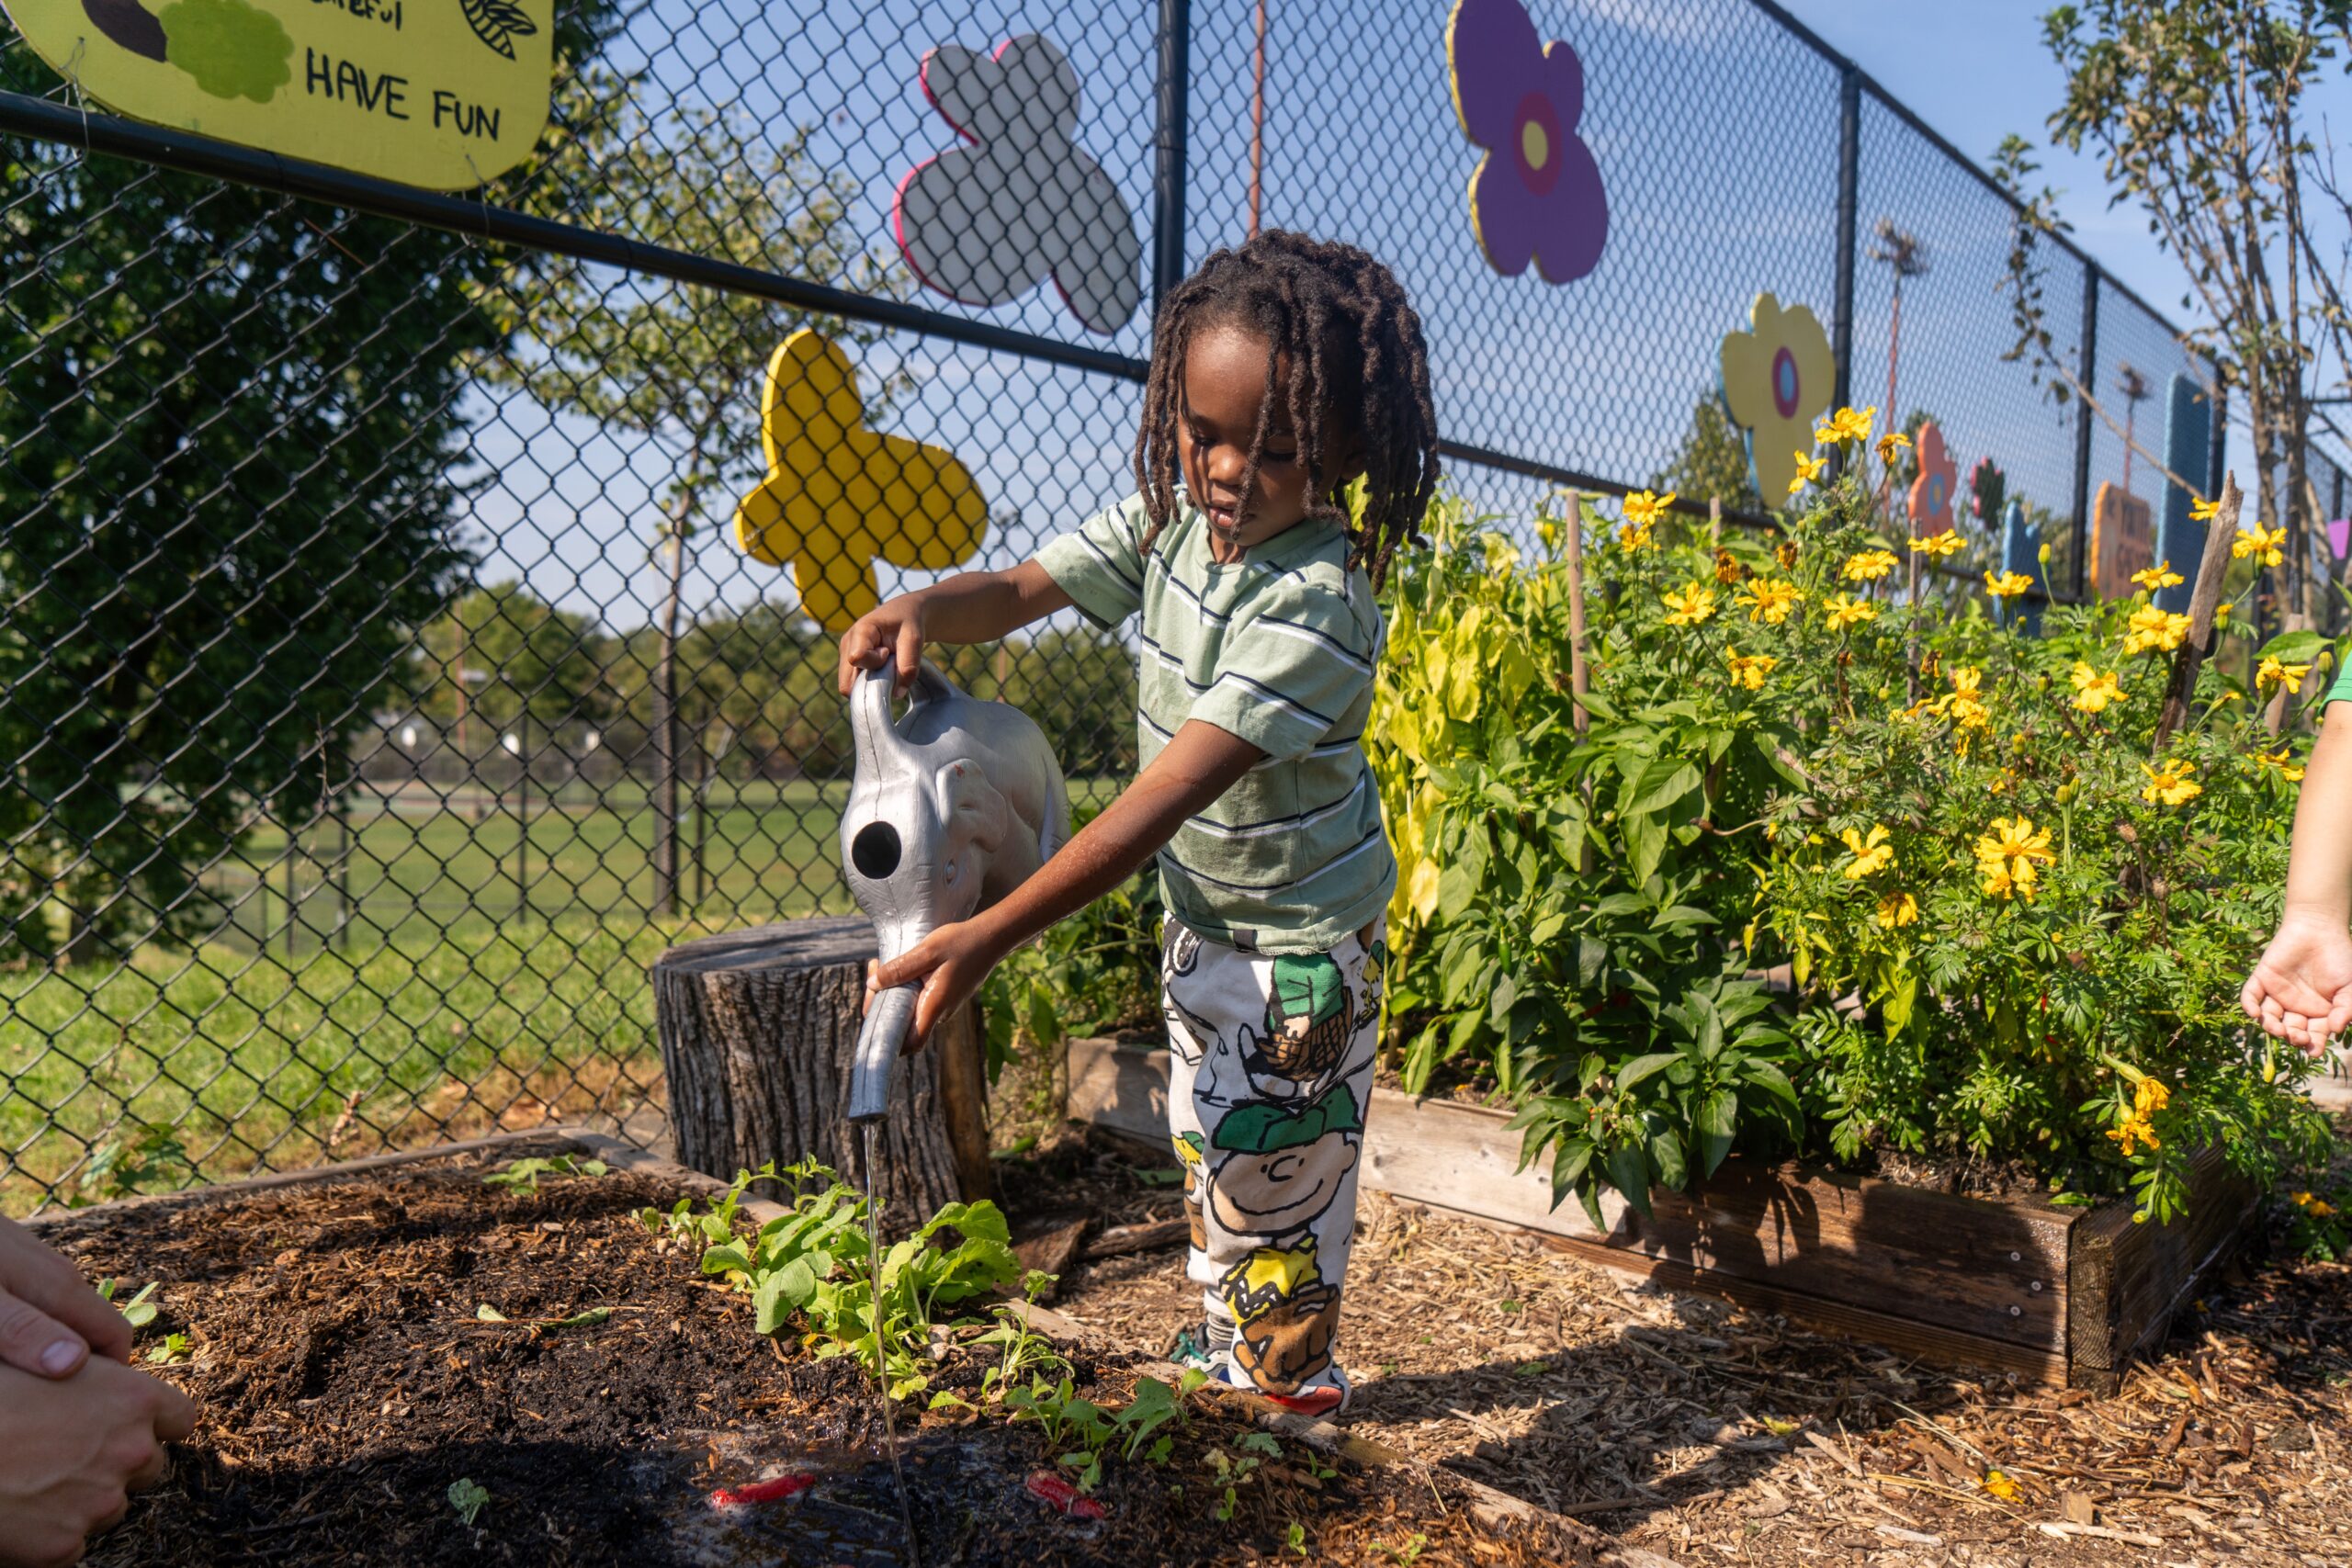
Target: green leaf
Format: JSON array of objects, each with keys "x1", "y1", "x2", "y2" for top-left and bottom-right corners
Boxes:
[
  {"x1": 2261, "y1": 628, "x2": 2327, "y2": 664},
  {"x1": 1697, "y1": 1089, "x2": 1737, "y2": 1178},
  {"x1": 1742, "y1": 1061, "x2": 1800, "y2": 1107},
  {"x1": 1648, "y1": 1125, "x2": 1687, "y2": 1190},
  {"x1": 1616, "y1": 1052, "x2": 1680, "y2": 1093},
  {"x1": 699, "y1": 1243, "x2": 752, "y2": 1278},
  {"x1": 1605, "y1": 1143, "x2": 1653, "y2": 1219},
  {"x1": 548, "y1": 1307, "x2": 610, "y2": 1331},
  {"x1": 752, "y1": 1257, "x2": 819, "y2": 1335}
]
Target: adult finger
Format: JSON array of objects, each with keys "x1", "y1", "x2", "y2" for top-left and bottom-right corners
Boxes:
[
  {"x1": 0, "y1": 1289, "x2": 88, "y2": 1380},
  {"x1": 148, "y1": 1375, "x2": 198, "y2": 1442},
  {"x1": 893, "y1": 623, "x2": 922, "y2": 694}
]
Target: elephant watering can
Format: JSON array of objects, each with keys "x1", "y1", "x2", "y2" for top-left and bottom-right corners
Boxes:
[{"x1": 841, "y1": 655, "x2": 1069, "y2": 1122}]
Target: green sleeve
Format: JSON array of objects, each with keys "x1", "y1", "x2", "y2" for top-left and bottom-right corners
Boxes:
[{"x1": 2327, "y1": 657, "x2": 2352, "y2": 707}]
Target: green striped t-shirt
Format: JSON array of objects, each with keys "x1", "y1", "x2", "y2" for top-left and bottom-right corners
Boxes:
[{"x1": 1036, "y1": 491, "x2": 1396, "y2": 954}]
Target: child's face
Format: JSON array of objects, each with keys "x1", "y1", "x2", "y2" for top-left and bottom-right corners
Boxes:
[{"x1": 1179, "y1": 325, "x2": 1352, "y2": 558}]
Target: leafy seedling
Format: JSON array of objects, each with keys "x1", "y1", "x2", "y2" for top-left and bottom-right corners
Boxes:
[
  {"x1": 1285, "y1": 1519, "x2": 1309, "y2": 1556},
  {"x1": 1374, "y1": 1534, "x2": 1429, "y2": 1565},
  {"x1": 144, "y1": 1332, "x2": 191, "y2": 1365},
  {"x1": 482, "y1": 1155, "x2": 607, "y2": 1195},
  {"x1": 98, "y1": 1280, "x2": 159, "y2": 1329},
  {"x1": 447, "y1": 1478, "x2": 490, "y2": 1527}
]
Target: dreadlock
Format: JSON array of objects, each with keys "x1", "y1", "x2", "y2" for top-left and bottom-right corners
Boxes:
[{"x1": 1131, "y1": 231, "x2": 1440, "y2": 590}]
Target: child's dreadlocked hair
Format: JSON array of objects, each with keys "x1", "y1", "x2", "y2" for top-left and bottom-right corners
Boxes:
[{"x1": 1132, "y1": 231, "x2": 1440, "y2": 590}]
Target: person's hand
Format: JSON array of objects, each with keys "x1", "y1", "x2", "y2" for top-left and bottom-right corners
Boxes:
[
  {"x1": 836, "y1": 594, "x2": 928, "y2": 696},
  {"x1": 0, "y1": 1219, "x2": 132, "y2": 1380},
  {"x1": 2242, "y1": 913, "x2": 2352, "y2": 1054},
  {"x1": 0, "y1": 1357, "x2": 197, "y2": 1568},
  {"x1": 869, "y1": 919, "x2": 1009, "y2": 1051}
]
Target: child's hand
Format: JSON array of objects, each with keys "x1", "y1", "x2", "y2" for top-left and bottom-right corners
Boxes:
[
  {"x1": 2242, "y1": 913, "x2": 2352, "y2": 1055},
  {"x1": 837, "y1": 595, "x2": 927, "y2": 695},
  {"x1": 867, "y1": 920, "x2": 1007, "y2": 1052}
]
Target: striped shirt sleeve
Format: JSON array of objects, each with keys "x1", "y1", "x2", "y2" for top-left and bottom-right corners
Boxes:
[
  {"x1": 1189, "y1": 581, "x2": 1376, "y2": 760},
  {"x1": 1036, "y1": 499, "x2": 1148, "y2": 629}
]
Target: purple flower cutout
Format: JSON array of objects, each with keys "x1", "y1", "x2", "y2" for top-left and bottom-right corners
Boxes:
[{"x1": 1446, "y1": 0, "x2": 1608, "y2": 284}]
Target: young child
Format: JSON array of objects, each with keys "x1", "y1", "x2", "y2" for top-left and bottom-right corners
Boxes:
[
  {"x1": 835, "y1": 231, "x2": 1440, "y2": 1416},
  {"x1": 2245, "y1": 694, "x2": 2352, "y2": 1054}
]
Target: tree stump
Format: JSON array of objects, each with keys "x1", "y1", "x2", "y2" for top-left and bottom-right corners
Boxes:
[{"x1": 652, "y1": 918, "x2": 990, "y2": 1231}]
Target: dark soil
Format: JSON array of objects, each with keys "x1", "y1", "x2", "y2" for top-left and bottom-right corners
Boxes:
[{"x1": 40, "y1": 1142, "x2": 1586, "y2": 1567}]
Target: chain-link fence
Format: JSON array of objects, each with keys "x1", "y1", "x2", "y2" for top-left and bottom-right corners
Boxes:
[{"x1": 0, "y1": 0, "x2": 2314, "y2": 1209}]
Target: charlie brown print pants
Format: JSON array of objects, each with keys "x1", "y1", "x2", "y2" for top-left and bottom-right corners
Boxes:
[{"x1": 1161, "y1": 915, "x2": 1385, "y2": 1405}]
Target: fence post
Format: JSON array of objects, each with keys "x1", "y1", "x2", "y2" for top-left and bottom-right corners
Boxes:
[
  {"x1": 1830, "y1": 65, "x2": 1860, "y2": 420},
  {"x1": 2070, "y1": 263, "x2": 2100, "y2": 600},
  {"x1": 1151, "y1": 0, "x2": 1193, "y2": 310}
]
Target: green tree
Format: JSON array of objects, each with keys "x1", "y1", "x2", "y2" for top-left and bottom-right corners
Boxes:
[
  {"x1": 1653, "y1": 389, "x2": 1766, "y2": 515},
  {"x1": 481, "y1": 71, "x2": 908, "y2": 915},
  {"x1": 0, "y1": 6, "x2": 616, "y2": 963}
]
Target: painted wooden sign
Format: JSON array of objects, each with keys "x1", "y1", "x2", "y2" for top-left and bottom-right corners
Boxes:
[
  {"x1": 734, "y1": 330, "x2": 988, "y2": 636},
  {"x1": 2, "y1": 0, "x2": 553, "y2": 187},
  {"x1": 1907, "y1": 422, "x2": 1957, "y2": 536},
  {"x1": 1444, "y1": 0, "x2": 1607, "y2": 283},
  {"x1": 1718, "y1": 292, "x2": 1834, "y2": 503},
  {"x1": 2089, "y1": 482, "x2": 2154, "y2": 602},
  {"x1": 892, "y1": 33, "x2": 1141, "y2": 335}
]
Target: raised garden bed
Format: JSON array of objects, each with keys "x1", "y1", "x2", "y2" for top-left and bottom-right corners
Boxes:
[
  {"x1": 35, "y1": 1128, "x2": 1603, "y2": 1567},
  {"x1": 1068, "y1": 1037, "x2": 2257, "y2": 1393}
]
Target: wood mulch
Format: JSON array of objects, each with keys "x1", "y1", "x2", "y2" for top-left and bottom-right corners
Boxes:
[{"x1": 1005, "y1": 1122, "x2": 2352, "y2": 1566}]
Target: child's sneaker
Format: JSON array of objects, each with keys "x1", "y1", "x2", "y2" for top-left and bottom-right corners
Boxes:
[
  {"x1": 1164, "y1": 1321, "x2": 1223, "y2": 1375},
  {"x1": 1256, "y1": 1364, "x2": 1351, "y2": 1419}
]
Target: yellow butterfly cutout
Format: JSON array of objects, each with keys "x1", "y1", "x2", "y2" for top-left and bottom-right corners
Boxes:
[{"x1": 733, "y1": 329, "x2": 987, "y2": 633}]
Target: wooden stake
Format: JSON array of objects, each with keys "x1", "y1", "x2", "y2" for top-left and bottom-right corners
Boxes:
[
  {"x1": 1561, "y1": 490, "x2": 1590, "y2": 738},
  {"x1": 2154, "y1": 472, "x2": 2242, "y2": 753},
  {"x1": 1708, "y1": 496, "x2": 1723, "y2": 548}
]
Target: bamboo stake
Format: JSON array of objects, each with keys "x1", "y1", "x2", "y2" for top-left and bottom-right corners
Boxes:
[
  {"x1": 2154, "y1": 472, "x2": 2243, "y2": 753},
  {"x1": 1708, "y1": 496, "x2": 1723, "y2": 549},
  {"x1": 1561, "y1": 490, "x2": 1589, "y2": 738}
]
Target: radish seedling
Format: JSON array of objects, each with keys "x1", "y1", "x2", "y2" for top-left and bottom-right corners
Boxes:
[
  {"x1": 144, "y1": 1332, "x2": 191, "y2": 1365},
  {"x1": 482, "y1": 1155, "x2": 607, "y2": 1195},
  {"x1": 97, "y1": 1279, "x2": 158, "y2": 1328},
  {"x1": 447, "y1": 1478, "x2": 490, "y2": 1527}
]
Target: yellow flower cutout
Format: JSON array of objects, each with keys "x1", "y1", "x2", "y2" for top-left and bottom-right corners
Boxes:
[
  {"x1": 1623, "y1": 489, "x2": 1674, "y2": 527},
  {"x1": 1842, "y1": 547, "x2": 1899, "y2": 582},
  {"x1": 734, "y1": 329, "x2": 988, "y2": 633},
  {"x1": 1788, "y1": 449, "x2": 1826, "y2": 496},
  {"x1": 1720, "y1": 294, "x2": 1835, "y2": 500},
  {"x1": 1661, "y1": 583, "x2": 1717, "y2": 626},
  {"x1": 1839, "y1": 825, "x2": 1894, "y2": 880},
  {"x1": 1823, "y1": 593, "x2": 1877, "y2": 631},
  {"x1": 1910, "y1": 531, "x2": 1966, "y2": 558},
  {"x1": 2258, "y1": 748, "x2": 2307, "y2": 784},
  {"x1": 1724, "y1": 649, "x2": 1777, "y2": 690},
  {"x1": 2068, "y1": 664, "x2": 2126, "y2": 714},
  {"x1": 1875, "y1": 431, "x2": 1911, "y2": 465},
  {"x1": 2190, "y1": 495, "x2": 2220, "y2": 522},
  {"x1": 1974, "y1": 815, "x2": 2054, "y2": 901},
  {"x1": 2257, "y1": 656, "x2": 2312, "y2": 694},
  {"x1": 2122, "y1": 605, "x2": 2192, "y2": 656},
  {"x1": 2233, "y1": 523, "x2": 2287, "y2": 568},
  {"x1": 1815, "y1": 404, "x2": 1876, "y2": 446},
  {"x1": 1875, "y1": 890, "x2": 1918, "y2": 929},
  {"x1": 1983, "y1": 570, "x2": 2034, "y2": 599},
  {"x1": 2130, "y1": 560, "x2": 2185, "y2": 592},
  {"x1": 2140, "y1": 759, "x2": 2201, "y2": 807},
  {"x1": 1736, "y1": 578, "x2": 1801, "y2": 625}
]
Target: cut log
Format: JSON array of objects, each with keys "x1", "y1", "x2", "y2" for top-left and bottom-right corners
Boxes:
[{"x1": 652, "y1": 917, "x2": 989, "y2": 1233}]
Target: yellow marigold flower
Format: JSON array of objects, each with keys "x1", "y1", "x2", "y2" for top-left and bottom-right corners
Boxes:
[
  {"x1": 1939, "y1": 666, "x2": 1990, "y2": 730},
  {"x1": 2294, "y1": 1190, "x2": 2318, "y2": 1209},
  {"x1": 1980, "y1": 859, "x2": 2038, "y2": 900},
  {"x1": 1724, "y1": 649, "x2": 1777, "y2": 691},
  {"x1": 1984, "y1": 570, "x2": 2034, "y2": 599},
  {"x1": 2140, "y1": 759, "x2": 2202, "y2": 807},
  {"x1": 1661, "y1": 583, "x2": 1717, "y2": 626},
  {"x1": 1876, "y1": 431, "x2": 1911, "y2": 465},
  {"x1": 2190, "y1": 495, "x2": 2220, "y2": 522},
  {"x1": 2131, "y1": 560, "x2": 2185, "y2": 592},
  {"x1": 1974, "y1": 815, "x2": 2055, "y2": 902},
  {"x1": 2258, "y1": 748, "x2": 2307, "y2": 783},
  {"x1": 1910, "y1": 530, "x2": 1966, "y2": 558},
  {"x1": 1788, "y1": 450, "x2": 1826, "y2": 495},
  {"x1": 1775, "y1": 537, "x2": 1800, "y2": 571},
  {"x1": 1714, "y1": 548, "x2": 1745, "y2": 584},
  {"x1": 2214, "y1": 600, "x2": 2232, "y2": 626},
  {"x1": 1736, "y1": 577, "x2": 1801, "y2": 625},
  {"x1": 1623, "y1": 489, "x2": 1674, "y2": 527},
  {"x1": 2132, "y1": 1077, "x2": 2170, "y2": 1117},
  {"x1": 2312, "y1": 1197, "x2": 2338, "y2": 1218},
  {"x1": 1815, "y1": 405, "x2": 1875, "y2": 446},
  {"x1": 1983, "y1": 1470, "x2": 2020, "y2": 1504},
  {"x1": 2233, "y1": 523, "x2": 2286, "y2": 568},
  {"x1": 1842, "y1": 547, "x2": 1898, "y2": 582},
  {"x1": 1618, "y1": 521, "x2": 1656, "y2": 551},
  {"x1": 2257, "y1": 656, "x2": 2312, "y2": 694},
  {"x1": 1989, "y1": 767, "x2": 2015, "y2": 795},
  {"x1": 2069, "y1": 664, "x2": 2126, "y2": 714},
  {"x1": 1875, "y1": 890, "x2": 1919, "y2": 929},
  {"x1": 2108, "y1": 1117, "x2": 2160, "y2": 1156},
  {"x1": 1839, "y1": 824, "x2": 1894, "y2": 880},
  {"x1": 2122, "y1": 605, "x2": 2191, "y2": 656},
  {"x1": 1823, "y1": 593, "x2": 1877, "y2": 631}
]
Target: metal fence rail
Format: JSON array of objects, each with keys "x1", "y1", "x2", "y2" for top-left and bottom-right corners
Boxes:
[{"x1": 0, "y1": 0, "x2": 2325, "y2": 1209}]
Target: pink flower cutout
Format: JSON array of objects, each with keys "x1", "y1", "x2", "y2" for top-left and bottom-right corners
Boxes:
[
  {"x1": 1445, "y1": 0, "x2": 1608, "y2": 284},
  {"x1": 1908, "y1": 423, "x2": 1959, "y2": 536}
]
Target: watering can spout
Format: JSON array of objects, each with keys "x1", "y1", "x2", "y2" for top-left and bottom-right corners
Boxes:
[{"x1": 847, "y1": 984, "x2": 917, "y2": 1124}]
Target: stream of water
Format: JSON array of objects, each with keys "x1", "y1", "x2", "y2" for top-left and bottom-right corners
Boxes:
[{"x1": 863, "y1": 1123, "x2": 922, "y2": 1568}]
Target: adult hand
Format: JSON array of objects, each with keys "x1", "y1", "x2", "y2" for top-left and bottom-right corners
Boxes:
[
  {"x1": 836, "y1": 595, "x2": 927, "y2": 696},
  {"x1": 0, "y1": 1357, "x2": 197, "y2": 1568},
  {"x1": 0, "y1": 1218, "x2": 132, "y2": 1380},
  {"x1": 869, "y1": 918, "x2": 1010, "y2": 1052},
  {"x1": 2242, "y1": 913, "x2": 2352, "y2": 1055}
]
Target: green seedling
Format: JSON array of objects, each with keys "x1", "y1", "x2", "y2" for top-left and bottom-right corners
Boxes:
[
  {"x1": 1285, "y1": 1519, "x2": 1309, "y2": 1556},
  {"x1": 1373, "y1": 1534, "x2": 1429, "y2": 1565},
  {"x1": 1005, "y1": 1371, "x2": 1206, "y2": 1494},
  {"x1": 144, "y1": 1333, "x2": 191, "y2": 1365},
  {"x1": 474, "y1": 1303, "x2": 610, "y2": 1332},
  {"x1": 98, "y1": 1280, "x2": 159, "y2": 1329},
  {"x1": 447, "y1": 1478, "x2": 490, "y2": 1527},
  {"x1": 482, "y1": 1155, "x2": 607, "y2": 1195}
]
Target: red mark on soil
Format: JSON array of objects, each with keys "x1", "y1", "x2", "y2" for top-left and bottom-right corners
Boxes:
[
  {"x1": 1024, "y1": 1471, "x2": 1107, "y2": 1519},
  {"x1": 708, "y1": 1472, "x2": 817, "y2": 1508}
]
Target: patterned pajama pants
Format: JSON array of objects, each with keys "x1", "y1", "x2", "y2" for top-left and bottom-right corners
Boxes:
[{"x1": 1161, "y1": 915, "x2": 1385, "y2": 1406}]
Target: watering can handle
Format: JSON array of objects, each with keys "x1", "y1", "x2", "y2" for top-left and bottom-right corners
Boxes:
[{"x1": 847, "y1": 983, "x2": 918, "y2": 1123}]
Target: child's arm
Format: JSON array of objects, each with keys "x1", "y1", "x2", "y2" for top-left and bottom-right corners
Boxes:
[
  {"x1": 2244, "y1": 701, "x2": 2352, "y2": 1052},
  {"x1": 834, "y1": 561, "x2": 1072, "y2": 695},
  {"x1": 872, "y1": 718, "x2": 1262, "y2": 1049}
]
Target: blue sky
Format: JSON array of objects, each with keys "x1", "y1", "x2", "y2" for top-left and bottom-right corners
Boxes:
[{"x1": 459, "y1": 0, "x2": 2351, "y2": 627}]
